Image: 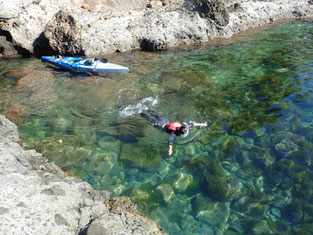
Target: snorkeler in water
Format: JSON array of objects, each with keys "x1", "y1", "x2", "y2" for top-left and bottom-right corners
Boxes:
[{"x1": 139, "y1": 109, "x2": 207, "y2": 155}]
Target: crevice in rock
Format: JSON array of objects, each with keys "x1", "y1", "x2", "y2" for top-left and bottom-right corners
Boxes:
[
  {"x1": 0, "y1": 29, "x2": 13, "y2": 42},
  {"x1": 0, "y1": 29, "x2": 31, "y2": 57},
  {"x1": 33, "y1": 32, "x2": 57, "y2": 57}
]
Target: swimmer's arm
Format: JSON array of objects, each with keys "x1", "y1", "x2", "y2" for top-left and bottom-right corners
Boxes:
[
  {"x1": 168, "y1": 132, "x2": 176, "y2": 156},
  {"x1": 168, "y1": 145, "x2": 173, "y2": 156},
  {"x1": 192, "y1": 122, "x2": 208, "y2": 127}
]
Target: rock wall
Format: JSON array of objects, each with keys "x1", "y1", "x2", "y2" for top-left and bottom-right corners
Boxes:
[
  {"x1": 0, "y1": 114, "x2": 165, "y2": 235},
  {"x1": 0, "y1": 0, "x2": 312, "y2": 57}
]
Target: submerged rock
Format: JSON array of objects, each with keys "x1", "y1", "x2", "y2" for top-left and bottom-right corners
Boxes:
[
  {"x1": 131, "y1": 186, "x2": 151, "y2": 201},
  {"x1": 186, "y1": 157, "x2": 241, "y2": 201},
  {"x1": 119, "y1": 143, "x2": 162, "y2": 171},
  {"x1": 160, "y1": 67, "x2": 212, "y2": 96},
  {"x1": 206, "y1": 175, "x2": 231, "y2": 201},
  {"x1": 194, "y1": 194, "x2": 230, "y2": 226},
  {"x1": 2, "y1": 104, "x2": 28, "y2": 122},
  {"x1": 156, "y1": 183, "x2": 175, "y2": 202},
  {"x1": 246, "y1": 220, "x2": 273, "y2": 235},
  {"x1": 35, "y1": 135, "x2": 93, "y2": 170},
  {"x1": 169, "y1": 172, "x2": 194, "y2": 192},
  {"x1": 283, "y1": 201, "x2": 303, "y2": 224}
]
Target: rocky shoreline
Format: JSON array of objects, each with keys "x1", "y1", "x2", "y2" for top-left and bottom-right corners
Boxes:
[
  {"x1": 0, "y1": 114, "x2": 165, "y2": 234},
  {"x1": 0, "y1": 0, "x2": 312, "y2": 57}
]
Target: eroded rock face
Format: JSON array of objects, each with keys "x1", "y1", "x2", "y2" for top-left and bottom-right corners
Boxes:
[
  {"x1": 34, "y1": 10, "x2": 84, "y2": 56},
  {"x1": 192, "y1": 0, "x2": 230, "y2": 26},
  {"x1": 0, "y1": 0, "x2": 313, "y2": 56},
  {"x1": 0, "y1": 114, "x2": 165, "y2": 235}
]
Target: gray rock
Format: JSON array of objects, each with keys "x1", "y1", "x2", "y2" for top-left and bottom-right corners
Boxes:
[
  {"x1": 86, "y1": 223, "x2": 109, "y2": 235},
  {"x1": 35, "y1": 10, "x2": 84, "y2": 56},
  {"x1": 1, "y1": 0, "x2": 313, "y2": 57},
  {"x1": 0, "y1": 207, "x2": 9, "y2": 215},
  {"x1": 0, "y1": 35, "x2": 18, "y2": 57},
  {"x1": 197, "y1": 0, "x2": 230, "y2": 26},
  {"x1": 0, "y1": 114, "x2": 165, "y2": 235}
]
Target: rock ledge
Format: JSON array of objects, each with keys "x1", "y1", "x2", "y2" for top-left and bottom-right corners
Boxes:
[{"x1": 0, "y1": 114, "x2": 165, "y2": 235}]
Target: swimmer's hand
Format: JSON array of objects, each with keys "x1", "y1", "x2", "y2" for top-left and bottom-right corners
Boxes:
[{"x1": 168, "y1": 145, "x2": 173, "y2": 156}]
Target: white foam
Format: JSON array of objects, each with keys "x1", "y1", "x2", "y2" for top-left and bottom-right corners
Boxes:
[{"x1": 119, "y1": 97, "x2": 159, "y2": 118}]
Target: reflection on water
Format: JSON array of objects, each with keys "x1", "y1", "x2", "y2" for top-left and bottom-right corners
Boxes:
[{"x1": 1, "y1": 20, "x2": 313, "y2": 234}]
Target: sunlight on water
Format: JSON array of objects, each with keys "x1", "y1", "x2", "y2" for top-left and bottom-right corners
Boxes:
[{"x1": 1, "y1": 20, "x2": 313, "y2": 234}]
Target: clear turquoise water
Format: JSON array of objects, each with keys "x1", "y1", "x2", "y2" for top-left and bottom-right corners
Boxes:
[{"x1": 1, "y1": 20, "x2": 313, "y2": 234}]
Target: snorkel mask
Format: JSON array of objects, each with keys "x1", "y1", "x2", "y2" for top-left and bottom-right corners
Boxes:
[{"x1": 181, "y1": 122, "x2": 189, "y2": 138}]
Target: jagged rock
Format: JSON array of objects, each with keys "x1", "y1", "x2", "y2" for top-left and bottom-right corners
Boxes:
[
  {"x1": 227, "y1": 2, "x2": 244, "y2": 13},
  {"x1": 197, "y1": 0, "x2": 230, "y2": 26},
  {"x1": 35, "y1": 10, "x2": 84, "y2": 56},
  {"x1": 147, "y1": 0, "x2": 163, "y2": 8},
  {"x1": 1, "y1": 0, "x2": 312, "y2": 57},
  {"x1": 84, "y1": 223, "x2": 109, "y2": 235},
  {"x1": 0, "y1": 114, "x2": 165, "y2": 234},
  {"x1": 0, "y1": 33, "x2": 17, "y2": 57}
]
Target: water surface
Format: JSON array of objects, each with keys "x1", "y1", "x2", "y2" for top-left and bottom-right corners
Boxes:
[{"x1": 1, "y1": 20, "x2": 313, "y2": 234}]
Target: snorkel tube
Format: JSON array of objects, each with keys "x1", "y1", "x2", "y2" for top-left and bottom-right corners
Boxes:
[{"x1": 181, "y1": 122, "x2": 189, "y2": 138}]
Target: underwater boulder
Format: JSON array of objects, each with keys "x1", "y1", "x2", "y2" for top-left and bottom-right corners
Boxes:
[
  {"x1": 119, "y1": 143, "x2": 162, "y2": 171},
  {"x1": 247, "y1": 203, "x2": 266, "y2": 218},
  {"x1": 245, "y1": 220, "x2": 273, "y2": 235},
  {"x1": 90, "y1": 152, "x2": 118, "y2": 176},
  {"x1": 293, "y1": 223, "x2": 313, "y2": 234},
  {"x1": 283, "y1": 203, "x2": 303, "y2": 225},
  {"x1": 16, "y1": 70, "x2": 54, "y2": 92},
  {"x1": 186, "y1": 157, "x2": 238, "y2": 201},
  {"x1": 262, "y1": 48, "x2": 295, "y2": 73},
  {"x1": 35, "y1": 135, "x2": 92, "y2": 169},
  {"x1": 160, "y1": 67, "x2": 212, "y2": 96},
  {"x1": 155, "y1": 183, "x2": 175, "y2": 202},
  {"x1": 168, "y1": 172, "x2": 194, "y2": 193},
  {"x1": 131, "y1": 186, "x2": 150, "y2": 202},
  {"x1": 186, "y1": 157, "x2": 226, "y2": 179},
  {"x1": 3, "y1": 104, "x2": 28, "y2": 122},
  {"x1": 180, "y1": 214, "x2": 203, "y2": 233},
  {"x1": 205, "y1": 175, "x2": 231, "y2": 202},
  {"x1": 194, "y1": 194, "x2": 230, "y2": 226}
]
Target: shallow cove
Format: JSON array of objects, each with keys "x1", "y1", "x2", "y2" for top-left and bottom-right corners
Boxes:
[{"x1": 1, "y1": 20, "x2": 313, "y2": 234}]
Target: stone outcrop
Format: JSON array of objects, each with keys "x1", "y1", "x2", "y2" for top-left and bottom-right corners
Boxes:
[
  {"x1": 187, "y1": 0, "x2": 230, "y2": 26},
  {"x1": 34, "y1": 10, "x2": 84, "y2": 56},
  {"x1": 0, "y1": 114, "x2": 165, "y2": 235},
  {"x1": 0, "y1": 0, "x2": 312, "y2": 57}
]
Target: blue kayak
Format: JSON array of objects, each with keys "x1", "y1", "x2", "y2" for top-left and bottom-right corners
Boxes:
[{"x1": 41, "y1": 56, "x2": 129, "y2": 74}]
